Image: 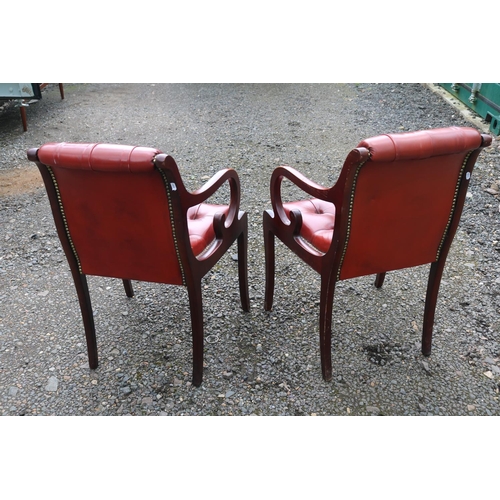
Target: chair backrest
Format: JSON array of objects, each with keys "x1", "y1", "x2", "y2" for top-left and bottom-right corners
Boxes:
[
  {"x1": 337, "y1": 127, "x2": 488, "y2": 280},
  {"x1": 34, "y1": 142, "x2": 185, "y2": 285}
]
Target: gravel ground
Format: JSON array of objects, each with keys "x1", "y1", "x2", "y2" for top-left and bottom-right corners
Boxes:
[{"x1": 1, "y1": 83, "x2": 499, "y2": 416}]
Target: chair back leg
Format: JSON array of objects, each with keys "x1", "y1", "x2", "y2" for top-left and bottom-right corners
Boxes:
[
  {"x1": 237, "y1": 223, "x2": 250, "y2": 312},
  {"x1": 263, "y1": 214, "x2": 275, "y2": 311},
  {"x1": 71, "y1": 272, "x2": 98, "y2": 369},
  {"x1": 422, "y1": 260, "x2": 446, "y2": 356},
  {"x1": 374, "y1": 272, "x2": 386, "y2": 288},
  {"x1": 122, "y1": 279, "x2": 134, "y2": 298}
]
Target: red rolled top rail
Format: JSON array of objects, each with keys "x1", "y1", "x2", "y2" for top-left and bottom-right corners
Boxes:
[{"x1": 37, "y1": 142, "x2": 161, "y2": 173}]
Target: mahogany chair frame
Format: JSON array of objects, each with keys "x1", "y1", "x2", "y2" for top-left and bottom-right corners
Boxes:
[
  {"x1": 263, "y1": 127, "x2": 492, "y2": 381},
  {"x1": 28, "y1": 145, "x2": 249, "y2": 387}
]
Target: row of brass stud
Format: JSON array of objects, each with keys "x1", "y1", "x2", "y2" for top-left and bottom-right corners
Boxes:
[
  {"x1": 47, "y1": 166, "x2": 83, "y2": 274},
  {"x1": 155, "y1": 166, "x2": 187, "y2": 286},
  {"x1": 435, "y1": 151, "x2": 472, "y2": 261},
  {"x1": 336, "y1": 159, "x2": 368, "y2": 280}
]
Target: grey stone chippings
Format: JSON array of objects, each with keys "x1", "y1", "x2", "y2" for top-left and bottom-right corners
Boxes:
[
  {"x1": 0, "y1": 83, "x2": 499, "y2": 416},
  {"x1": 45, "y1": 376, "x2": 58, "y2": 392}
]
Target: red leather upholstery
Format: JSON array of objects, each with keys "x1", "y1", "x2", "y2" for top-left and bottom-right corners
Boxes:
[
  {"x1": 37, "y1": 143, "x2": 184, "y2": 284},
  {"x1": 38, "y1": 142, "x2": 161, "y2": 172},
  {"x1": 283, "y1": 199, "x2": 335, "y2": 253},
  {"x1": 357, "y1": 126, "x2": 482, "y2": 162},
  {"x1": 277, "y1": 128, "x2": 484, "y2": 278},
  {"x1": 35, "y1": 142, "x2": 232, "y2": 280},
  {"x1": 340, "y1": 127, "x2": 483, "y2": 279},
  {"x1": 29, "y1": 141, "x2": 249, "y2": 387}
]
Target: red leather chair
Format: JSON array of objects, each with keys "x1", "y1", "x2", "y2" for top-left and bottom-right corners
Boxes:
[
  {"x1": 263, "y1": 127, "x2": 492, "y2": 381},
  {"x1": 28, "y1": 143, "x2": 250, "y2": 387}
]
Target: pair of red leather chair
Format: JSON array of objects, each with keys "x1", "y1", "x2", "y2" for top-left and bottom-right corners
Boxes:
[{"x1": 28, "y1": 127, "x2": 492, "y2": 386}]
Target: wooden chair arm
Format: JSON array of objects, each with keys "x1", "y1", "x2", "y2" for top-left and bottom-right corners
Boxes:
[
  {"x1": 270, "y1": 166, "x2": 331, "y2": 226},
  {"x1": 154, "y1": 154, "x2": 242, "y2": 228},
  {"x1": 188, "y1": 168, "x2": 241, "y2": 228}
]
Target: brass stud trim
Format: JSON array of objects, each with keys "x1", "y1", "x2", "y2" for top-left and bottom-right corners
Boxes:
[
  {"x1": 46, "y1": 166, "x2": 83, "y2": 274},
  {"x1": 155, "y1": 165, "x2": 186, "y2": 286},
  {"x1": 435, "y1": 151, "x2": 472, "y2": 260},
  {"x1": 336, "y1": 159, "x2": 368, "y2": 280}
]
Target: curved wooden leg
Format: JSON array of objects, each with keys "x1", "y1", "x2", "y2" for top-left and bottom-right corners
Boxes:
[
  {"x1": 263, "y1": 213, "x2": 275, "y2": 311},
  {"x1": 422, "y1": 261, "x2": 445, "y2": 356},
  {"x1": 319, "y1": 275, "x2": 336, "y2": 381},
  {"x1": 123, "y1": 279, "x2": 134, "y2": 298},
  {"x1": 72, "y1": 272, "x2": 98, "y2": 369},
  {"x1": 187, "y1": 282, "x2": 204, "y2": 387},
  {"x1": 58, "y1": 83, "x2": 65, "y2": 100},
  {"x1": 237, "y1": 222, "x2": 250, "y2": 312},
  {"x1": 375, "y1": 272, "x2": 386, "y2": 288}
]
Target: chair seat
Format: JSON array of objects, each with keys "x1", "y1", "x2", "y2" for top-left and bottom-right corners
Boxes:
[
  {"x1": 283, "y1": 199, "x2": 335, "y2": 253},
  {"x1": 188, "y1": 203, "x2": 230, "y2": 256}
]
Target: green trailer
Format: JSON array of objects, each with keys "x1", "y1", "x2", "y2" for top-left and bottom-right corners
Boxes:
[{"x1": 439, "y1": 83, "x2": 500, "y2": 135}]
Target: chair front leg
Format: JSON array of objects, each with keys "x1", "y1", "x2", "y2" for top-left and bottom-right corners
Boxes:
[
  {"x1": 263, "y1": 212, "x2": 275, "y2": 311},
  {"x1": 237, "y1": 222, "x2": 250, "y2": 312},
  {"x1": 319, "y1": 274, "x2": 337, "y2": 382},
  {"x1": 187, "y1": 281, "x2": 204, "y2": 387}
]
